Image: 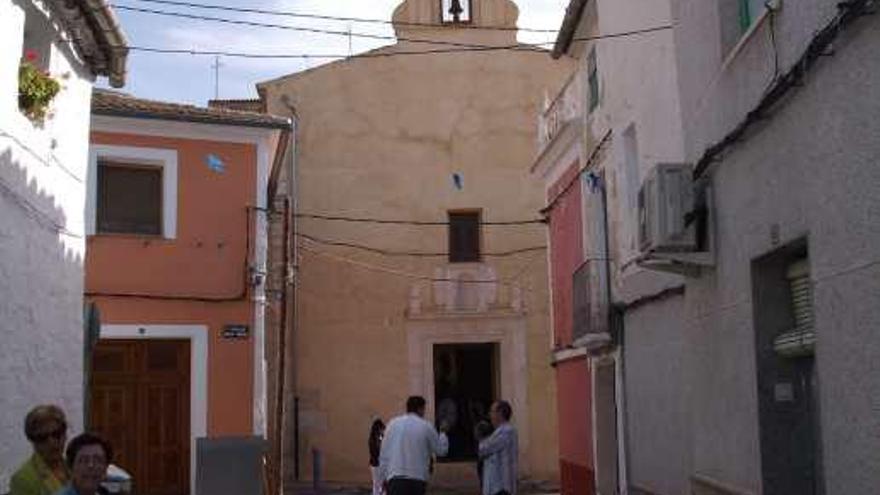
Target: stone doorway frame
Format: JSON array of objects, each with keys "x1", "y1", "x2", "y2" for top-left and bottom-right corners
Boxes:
[{"x1": 405, "y1": 314, "x2": 530, "y2": 472}]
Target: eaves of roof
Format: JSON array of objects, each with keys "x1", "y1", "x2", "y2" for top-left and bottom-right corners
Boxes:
[
  {"x1": 55, "y1": 0, "x2": 129, "y2": 87},
  {"x1": 92, "y1": 90, "x2": 292, "y2": 130},
  {"x1": 551, "y1": 0, "x2": 590, "y2": 59}
]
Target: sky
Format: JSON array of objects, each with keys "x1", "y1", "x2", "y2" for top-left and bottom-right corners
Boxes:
[{"x1": 106, "y1": 0, "x2": 570, "y2": 105}]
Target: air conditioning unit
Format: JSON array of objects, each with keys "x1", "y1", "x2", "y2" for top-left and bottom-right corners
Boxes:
[{"x1": 638, "y1": 163, "x2": 697, "y2": 253}]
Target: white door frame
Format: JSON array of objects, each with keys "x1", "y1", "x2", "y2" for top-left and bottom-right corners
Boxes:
[
  {"x1": 100, "y1": 324, "x2": 209, "y2": 495},
  {"x1": 590, "y1": 350, "x2": 627, "y2": 495}
]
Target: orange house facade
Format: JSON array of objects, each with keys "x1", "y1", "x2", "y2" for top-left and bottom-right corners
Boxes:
[{"x1": 84, "y1": 91, "x2": 291, "y2": 495}]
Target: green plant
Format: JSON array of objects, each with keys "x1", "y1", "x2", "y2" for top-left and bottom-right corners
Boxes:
[{"x1": 18, "y1": 59, "x2": 60, "y2": 121}]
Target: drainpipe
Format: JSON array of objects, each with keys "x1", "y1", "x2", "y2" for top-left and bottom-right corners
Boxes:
[
  {"x1": 274, "y1": 197, "x2": 291, "y2": 495},
  {"x1": 600, "y1": 173, "x2": 629, "y2": 494},
  {"x1": 281, "y1": 109, "x2": 301, "y2": 484}
]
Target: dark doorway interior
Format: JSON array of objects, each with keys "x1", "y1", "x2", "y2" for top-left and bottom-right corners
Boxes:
[
  {"x1": 433, "y1": 343, "x2": 498, "y2": 461},
  {"x1": 752, "y1": 241, "x2": 823, "y2": 495}
]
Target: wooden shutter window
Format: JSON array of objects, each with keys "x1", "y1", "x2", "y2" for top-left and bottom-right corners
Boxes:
[
  {"x1": 773, "y1": 258, "x2": 816, "y2": 357},
  {"x1": 97, "y1": 161, "x2": 162, "y2": 236},
  {"x1": 448, "y1": 211, "x2": 481, "y2": 263}
]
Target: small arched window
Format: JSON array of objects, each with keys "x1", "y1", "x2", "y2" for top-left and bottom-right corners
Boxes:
[{"x1": 441, "y1": 0, "x2": 472, "y2": 23}]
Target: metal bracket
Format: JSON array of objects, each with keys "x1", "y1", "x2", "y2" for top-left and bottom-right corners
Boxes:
[{"x1": 636, "y1": 186, "x2": 716, "y2": 277}]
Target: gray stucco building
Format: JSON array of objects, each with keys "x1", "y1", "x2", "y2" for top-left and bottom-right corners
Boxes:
[{"x1": 546, "y1": 0, "x2": 879, "y2": 494}]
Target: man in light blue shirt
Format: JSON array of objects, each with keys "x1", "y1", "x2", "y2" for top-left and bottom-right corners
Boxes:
[
  {"x1": 479, "y1": 401, "x2": 518, "y2": 495},
  {"x1": 378, "y1": 396, "x2": 449, "y2": 495}
]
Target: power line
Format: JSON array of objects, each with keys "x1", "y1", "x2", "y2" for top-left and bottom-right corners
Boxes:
[
  {"x1": 122, "y1": 24, "x2": 674, "y2": 61},
  {"x1": 297, "y1": 241, "x2": 539, "y2": 290},
  {"x1": 295, "y1": 232, "x2": 545, "y2": 258},
  {"x1": 125, "y1": 0, "x2": 559, "y2": 33},
  {"x1": 542, "y1": 130, "x2": 612, "y2": 215},
  {"x1": 0, "y1": 175, "x2": 83, "y2": 239},
  {"x1": 125, "y1": 43, "x2": 543, "y2": 60},
  {"x1": 694, "y1": 0, "x2": 872, "y2": 179},
  {"x1": 108, "y1": 3, "x2": 673, "y2": 55},
  {"x1": 0, "y1": 129, "x2": 84, "y2": 183},
  {"x1": 295, "y1": 213, "x2": 545, "y2": 226},
  {"x1": 111, "y1": 3, "x2": 549, "y2": 51}
]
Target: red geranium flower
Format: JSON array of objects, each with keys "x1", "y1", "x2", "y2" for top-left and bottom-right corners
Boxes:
[{"x1": 24, "y1": 50, "x2": 38, "y2": 62}]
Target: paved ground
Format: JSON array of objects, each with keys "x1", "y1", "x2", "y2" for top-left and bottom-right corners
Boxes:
[{"x1": 289, "y1": 480, "x2": 559, "y2": 495}]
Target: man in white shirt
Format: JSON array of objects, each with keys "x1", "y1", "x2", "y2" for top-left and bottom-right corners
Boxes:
[
  {"x1": 479, "y1": 401, "x2": 518, "y2": 495},
  {"x1": 378, "y1": 396, "x2": 450, "y2": 495}
]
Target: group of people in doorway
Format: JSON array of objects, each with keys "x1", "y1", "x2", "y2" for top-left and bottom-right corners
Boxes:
[
  {"x1": 9, "y1": 405, "x2": 113, "y2": 495},
  {"x1": 369, "y1": 396, "x2": 518, "y2": 495}
]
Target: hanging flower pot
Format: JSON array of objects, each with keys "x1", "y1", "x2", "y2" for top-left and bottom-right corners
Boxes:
[{"x1": 18, "y1": 50, "x2": 60, "y2": 122}]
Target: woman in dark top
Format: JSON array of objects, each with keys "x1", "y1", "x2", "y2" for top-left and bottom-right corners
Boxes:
[{"x1": 368, "y1": 419, "x2": 385, "y2": 495}]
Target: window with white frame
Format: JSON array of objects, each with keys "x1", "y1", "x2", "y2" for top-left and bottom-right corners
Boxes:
[{"x1": 88, "y1": 145, "x2": 178, "y2": 238}]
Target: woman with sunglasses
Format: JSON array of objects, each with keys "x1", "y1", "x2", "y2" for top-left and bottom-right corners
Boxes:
[{"x1": 10, "y1": 405, "x2": 70, "y2": 495}]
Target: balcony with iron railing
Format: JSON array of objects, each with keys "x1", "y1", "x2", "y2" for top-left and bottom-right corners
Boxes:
[{"x1": 571, "y1": 258, "x2": 612, "y2": 352}]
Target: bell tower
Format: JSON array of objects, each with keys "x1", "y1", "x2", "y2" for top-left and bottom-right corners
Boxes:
[
  {"x1": 441, "y1": 0, "x2": 470, "y2": 23},
  {"x1": 391, "y1": 0, "x2": 520, "y2": 42}
]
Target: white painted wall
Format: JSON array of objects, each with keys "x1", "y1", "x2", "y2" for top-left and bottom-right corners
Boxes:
[{"x1": 0, "y1": 0, "x2": 97, "y2": 490}]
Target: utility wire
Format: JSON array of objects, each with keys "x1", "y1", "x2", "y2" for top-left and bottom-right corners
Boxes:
[
  {"x1": 126, "y1": 43, "x2": 546, "y2": 60},
  {"x1": 295, "y1": 232, "x2": 546, "y2": 257},
  {"x1": 297, "y1": 241, "x2": 538, "y2": 290},
  {"x1": 107, "y1": 3, "x2": 673, "y2": 56},
  {"x1": 110, "y1": 4, "x2": 550, "y2": 51},
  {"x1": 126, "y1": 0, "x2": 559, "y2": 33},
  {"x1": 295, "y1": 213, "x2": 545, "y2": 226},
  {"x1": 0, "y1": 129, "x2": 84, "y2": 183},
  {"x1": 694, "y1": 0, "x2": 872, "y2": 179},
  {"x1": 542, "y1": 130, "x2": 612, "y2": 215},
  {"x1": 0, "y1": 175, "x2": 83, "y2": 239},
  {"x1": 123, "y1": 24, "x2": 673, "y2": 61}
]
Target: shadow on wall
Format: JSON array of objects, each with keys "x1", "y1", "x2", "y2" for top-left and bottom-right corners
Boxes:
[
  {"x1": 0, "y1": 144, "x2": 86, "y2": 493},
  {"x1": 0, "y1": 146, "x2": 82, "y2": 262}
]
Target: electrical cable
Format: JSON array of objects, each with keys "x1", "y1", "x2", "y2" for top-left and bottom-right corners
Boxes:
[
  {"x1": 0, "y1": 175, "x2": 83, "y2": 239},
  {"x1": 85, "y1": 206, "x2": 256, "y2": 301},
  {"x1": 97, "y1": 2, "x2": 673, "y2": 60},
  {"x1": 125, "y1": 43, "x2": 545, "y2": 60},
  {"x1": 694, "y1": 0, "x2": 872, "y2": 179},
  {"x1": 541, "y1": 130, "x2": 612, "y2": 215},
  {"x1": 295, "y1": 213, "x2": 545, "y2": 226},
  {"x1": 117, "y1": 24, "x2": 672, "y2": 61},
  {"x1": 110, "y1": 3, "x2": 549, "y2": 51},
  {"x1": 125, "y1": 0, "x2": 560, "y2": 33},
  {"x1": 0, "y1": 129, "x2": 84, "y2": 183},
  {"x1": 295, "y1": 231, "x2": 546, "y2": 257},
  {"x1": 296, "y1": 241, "x2": 537, "y2": 290}
]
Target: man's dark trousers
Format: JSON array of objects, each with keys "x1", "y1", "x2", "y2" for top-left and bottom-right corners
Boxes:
[{"x1": 387, "y1": 477, "x2": 427, "y2": 495}]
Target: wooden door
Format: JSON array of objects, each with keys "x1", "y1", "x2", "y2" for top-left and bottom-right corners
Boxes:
[{"x1": 90, "y1": 340, "x2": 191, "y2": 495}]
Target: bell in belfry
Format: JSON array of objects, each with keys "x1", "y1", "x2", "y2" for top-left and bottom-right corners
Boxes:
[{"x1": 448, "y1": 0, "x2": 464, "y2": 22}]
